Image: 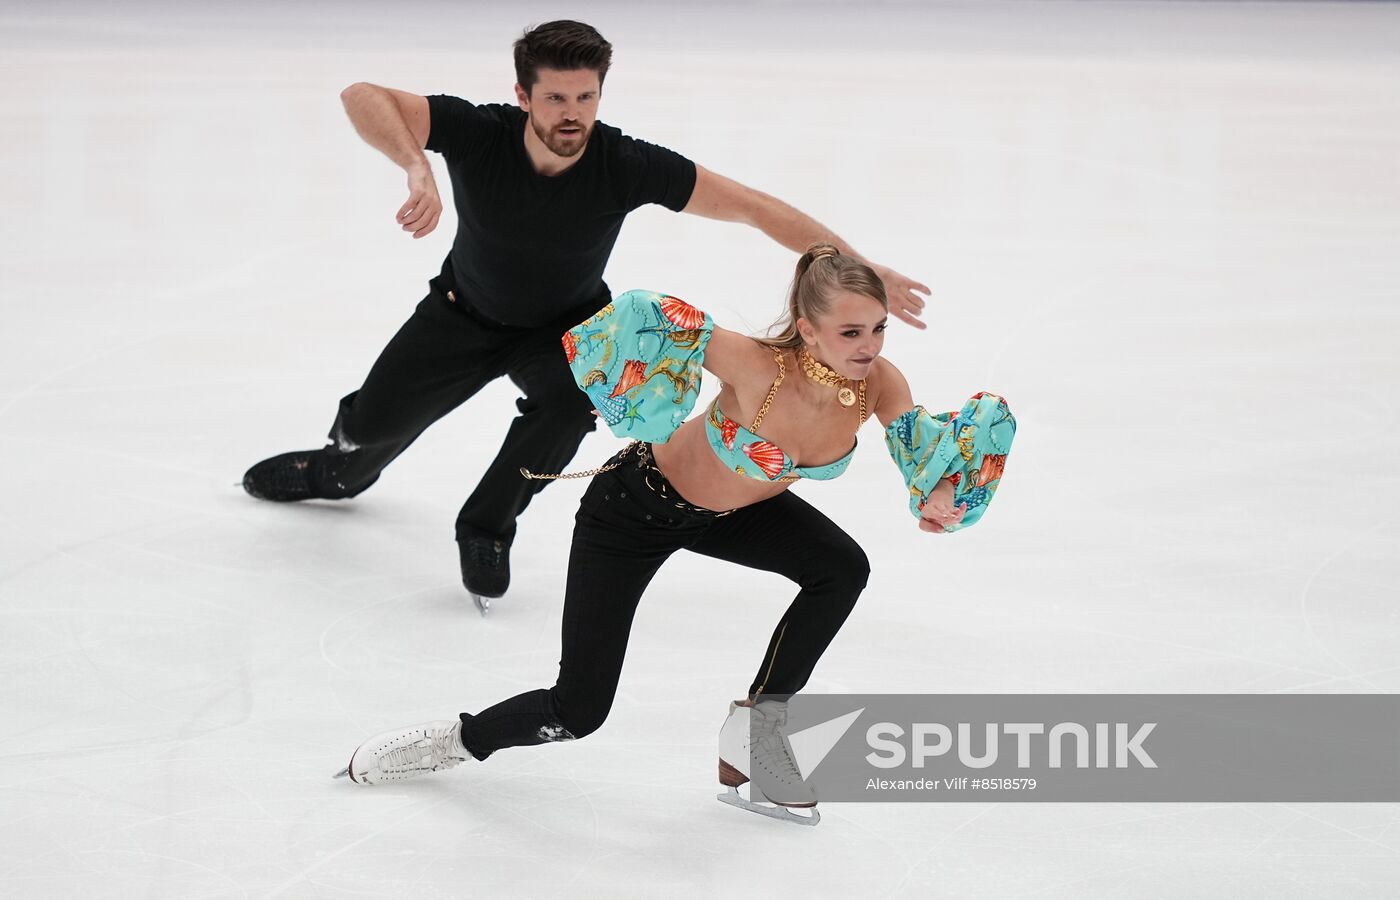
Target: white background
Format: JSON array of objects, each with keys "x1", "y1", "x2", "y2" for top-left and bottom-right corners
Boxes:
[{"x1": 2, "y1": 1, "x2": 1398, "y2": 897}]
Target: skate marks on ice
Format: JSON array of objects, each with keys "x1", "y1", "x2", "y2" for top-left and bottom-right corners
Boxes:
[{"x1": 5, "y1": 0, "x2": 1400, "y2": 894}]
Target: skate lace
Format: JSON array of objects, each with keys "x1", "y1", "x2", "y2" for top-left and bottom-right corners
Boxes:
[
  {"x1": 763, "y1": 735, "x2": 802, "y2": 781},
  {"x1": 384, "y1": 727, "x2": 462, "y2": 772},
  {"x1": 260, "y1": 455, "x2": 313, "y2": 491},
  {"x1": 467, "y1": 539, "x2": 503, "y2": 570},
  {"x1": 753, "y1": 706, "x2": 803, "y2": 782}
]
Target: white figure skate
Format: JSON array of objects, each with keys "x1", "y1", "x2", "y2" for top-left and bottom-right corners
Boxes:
[
  {"x1": 333, "y1": 720, "x2": 469, "y2": 784},
  {"x1": 717, "y1": 700, "x2": 820, "y2": 826}
]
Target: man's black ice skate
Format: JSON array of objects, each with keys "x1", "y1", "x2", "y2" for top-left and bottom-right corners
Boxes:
[
  {"x1": 459, "y1": 533, "x2": 510, "y2": 615},
  {"x1": 242, "y1": 450, "x2": 323, "y2": 501}
]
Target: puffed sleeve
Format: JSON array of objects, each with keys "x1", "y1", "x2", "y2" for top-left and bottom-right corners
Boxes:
[
  {"x1": 884, "y1": 392, "x2": 1016, "y2": 531},
  {"x1": 562, "y1": 289, "x2": 714, "y2": 443}
]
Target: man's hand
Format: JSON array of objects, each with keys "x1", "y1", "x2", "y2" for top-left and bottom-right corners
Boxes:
[
  {"x1": 918, "y1": 478, "x2": 965, "y2": 533},
  {"x1": 397, "y1": 166, "x2": 442, "y2": 238},
  {"x1": 871, "y1": 263, "x2": 930, "y2": 330}
]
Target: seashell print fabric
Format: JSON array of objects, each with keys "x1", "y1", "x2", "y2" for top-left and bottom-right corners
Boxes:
[
  {"x1": 740, "y1": 440, "x2": 788, "y2": 480},
  {"x1": 563, "y1": 290, "x2": 714, "y2": 443},
  {"x1": 883, "y1": 393, "x2": 1016, "y2": 532}
]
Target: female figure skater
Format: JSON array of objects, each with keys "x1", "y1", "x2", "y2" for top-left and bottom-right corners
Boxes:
[{"x1": 337, "y1": 245, "x2": 1015, "y2": 825}]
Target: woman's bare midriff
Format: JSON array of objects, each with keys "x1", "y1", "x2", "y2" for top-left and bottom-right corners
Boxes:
[
  {"x1": 650, "y1": 371, "x2": 869, "y2": 512},
  {"x1": 649, "y1": 416, "x2": 792, "y2": 512}
]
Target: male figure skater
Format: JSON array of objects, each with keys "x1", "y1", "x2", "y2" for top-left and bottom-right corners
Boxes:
[{"x1": 242, "y1": 20, "x2": 928, "y2": 610}]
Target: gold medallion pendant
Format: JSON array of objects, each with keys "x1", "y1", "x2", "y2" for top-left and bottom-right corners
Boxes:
[{"x1": 800, "y1": 348, "x2": 861, "y2": 407}]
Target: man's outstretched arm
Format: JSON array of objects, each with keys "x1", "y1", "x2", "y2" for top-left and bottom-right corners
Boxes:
[
  {"x1": 339, "y1": 83, "x2": 442, "y2": 239},
  {"x1": 681, "y1": 165, "x2": 930, "y2": 329}
]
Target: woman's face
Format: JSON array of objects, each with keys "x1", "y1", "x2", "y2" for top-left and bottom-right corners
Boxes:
[{"x1": 799, "y1": 290, "x2": 889, "y2": 381}]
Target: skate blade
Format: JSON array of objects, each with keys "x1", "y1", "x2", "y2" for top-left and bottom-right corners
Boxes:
[
  {"x1": 471, "y1": 593, "x2": 490, "y2": 615},
  {"x1": 717, "y1": 786, "x2": 819, "y2": 826},
  {"x1": 332, "y1": 767, "x2": 349, "y2": 779}
]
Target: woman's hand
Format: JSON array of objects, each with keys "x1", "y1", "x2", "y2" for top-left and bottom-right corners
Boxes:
[{"x1": 918, "y1": 478, "x2": 965, "y2": 533}]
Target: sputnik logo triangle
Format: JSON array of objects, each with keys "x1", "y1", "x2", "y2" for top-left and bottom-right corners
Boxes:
[{"x1": 787, "y1": 707, "x2": 865, "y2": 778}]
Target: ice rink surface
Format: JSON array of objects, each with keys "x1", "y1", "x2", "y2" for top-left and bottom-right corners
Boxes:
[{"x1": 2, "y1": 0, "x2": 1399, "y2": 896}]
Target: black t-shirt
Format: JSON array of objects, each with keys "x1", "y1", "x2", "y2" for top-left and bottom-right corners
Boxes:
[{"x1": 425, "y1": 95, "x2": 697, "y2": 327}]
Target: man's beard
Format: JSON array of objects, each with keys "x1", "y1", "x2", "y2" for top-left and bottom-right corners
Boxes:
[{"x1": 531, "y1": 116, "x2": 589, "y2": 158}]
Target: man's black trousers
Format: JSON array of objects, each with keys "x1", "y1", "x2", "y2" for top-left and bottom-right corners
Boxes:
[{"x1": 315, "y1": 279, "x2": 599, "y2": 543}]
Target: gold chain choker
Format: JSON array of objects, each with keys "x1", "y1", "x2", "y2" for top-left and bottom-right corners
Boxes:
[{"x1": 799, "y1": 348, "x2": 857, "y2": 407}]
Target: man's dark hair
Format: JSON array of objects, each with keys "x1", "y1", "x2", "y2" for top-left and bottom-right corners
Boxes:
[{"x1": 513, "y1": 20, "x2": 612, "y2": 94}]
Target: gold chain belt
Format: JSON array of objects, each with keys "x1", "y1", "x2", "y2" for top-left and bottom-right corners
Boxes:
[
  {"x1": 518, "y1": 441, "x2": 638, "y2": 481},
  {"x1": 521, "y1": 442, "x2": 733, "y2": 518}
]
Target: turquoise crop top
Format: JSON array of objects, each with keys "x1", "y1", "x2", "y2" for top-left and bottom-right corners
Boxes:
[
  {"x1": 704, "y1": 347, "x2": 862, "y2": 483},
  {"x1": 563, "y1": 290, "x2": 1017, "y2": 530}
]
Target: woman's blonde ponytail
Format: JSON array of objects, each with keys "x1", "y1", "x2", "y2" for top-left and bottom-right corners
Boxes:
[{"x1": 760, "y1": 243, "x2": 886, "y2": 349}]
